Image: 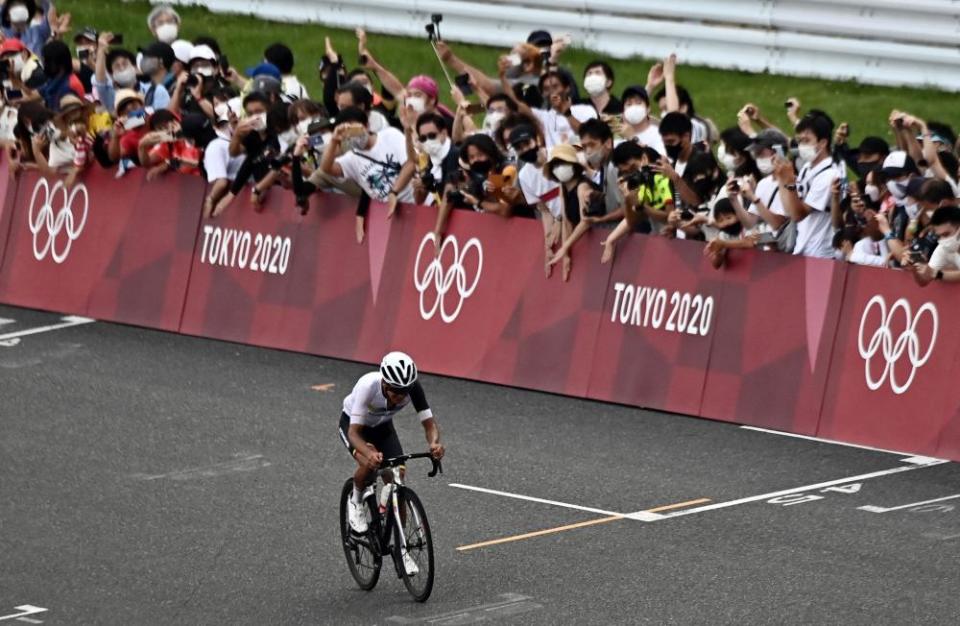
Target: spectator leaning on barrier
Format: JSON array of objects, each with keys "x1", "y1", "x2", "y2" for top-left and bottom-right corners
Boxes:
[
  {"x1": 138, "y1": 108, "x2": 202, "y2": 180},
  {"x1": 147, "y1": 3, "x2": 180, "y2": 44},
  {"x1": 908, "y1": 204, "x2": 960, "y2": 286},
  {"x1": 406, "y1": 111, "x2": 458, "y2": 208},
  {"x1": 542, "y1": 142, "x2": 591, "y2": 281},
  {"x1": 774, "y1": 112, "x2": 846, "y2": 259},
  {"x1": 203, "y1": 101, "x2": 245, "y2": 217},
  {"x1": 508, "y1": 122, "x2": 563, "y2": 275}
]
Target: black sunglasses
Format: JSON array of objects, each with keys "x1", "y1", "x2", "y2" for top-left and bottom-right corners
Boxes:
[{"x1": 418, "y1": 131, "x2": 440, "y2": 143}]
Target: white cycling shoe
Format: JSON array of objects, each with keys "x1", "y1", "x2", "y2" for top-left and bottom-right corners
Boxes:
[
  {"x1": 348, "y1": 499, "x2": 369, "y2": 534},
  {"x1": 402, "y1": 551, "x2": 419, "y2": 576}
]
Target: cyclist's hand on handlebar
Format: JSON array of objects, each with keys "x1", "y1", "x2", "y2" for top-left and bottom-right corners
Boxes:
[
  {"x1": 362, "y1": 450, "x2": 383, "y2": 470},
  {"x1": 429, "y1": 443, "x2": 445, "y2": 460}
]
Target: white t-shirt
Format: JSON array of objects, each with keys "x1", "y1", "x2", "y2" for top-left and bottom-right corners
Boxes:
[
  {"x1": 792, "y1": 158, "x2": 843, "y2": 258},
  {"x1": 518, "y1": 162, "x2": 562, "y2": 219},
  {"x1": 336, "y1": 127, "x2": 414, "y2": 202},
  {"x1": 748, "y1": 174, "x2": 787, "y2": 233},
  {"x1": 342, "y1": 372, "x2": 433, "y2": 428},
  {"x1": 623, "y1": 122, "x2": 666, "y2": 157},
  {"x1": 928, "y1": 240, "x2": 960, "y2": 272},
  {"x1": 203, "y1": 135, "x2": 246, "y2": 183},
  {"x1": 531, "y1": 104, "x2": 597, "y2": 149},
  {"x1": 849, "y1": 237, "x2": 890, "y2": 267},
  {"x1": 281, "y1": 75, "x2": 309, "y2": 102}
]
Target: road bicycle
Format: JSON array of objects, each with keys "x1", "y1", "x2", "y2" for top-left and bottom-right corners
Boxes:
[{"x1": 339, "y1": 452, "x2": 441, "y2": 602}]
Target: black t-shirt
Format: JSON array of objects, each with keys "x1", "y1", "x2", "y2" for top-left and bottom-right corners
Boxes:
[{"x1": 578, "y1": 94, "x2": 623, "y2": 116}]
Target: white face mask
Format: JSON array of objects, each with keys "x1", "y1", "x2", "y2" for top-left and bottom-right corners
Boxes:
[
  {"x1": 864, "y1": 184, "x2": 880, "y2": 203},
  {"x1": 296, "y1": 119, "x2": 315, "y2": 136},
  {"x1": 886, "y1": 179, "x2": 907, "y2": 200},
  {"x1": 553, "y1": 164, "x2": 575, "y2": 182},
  {"x1": 583, "y1": 74, "x2": 607, "y2": 97},
  {"x1": 406, "y1": 96, "x2": 426, "y2": 114},
  {"x1": 507, "y1": 53, "x2": 522, "y2": 68},
  {"x1": 112, "y1": 66, "x2": 137, "y2": 88},
  {"x1": 756, "y1": 156, "x2": 774, "y2": 176},
  {"x1": 483, "y1": 110, "x2": 505, "y2": 133},
  {"x1": 797, "y1": 143, "x2": 818, "y2": 164},
  {"x1": 938, "y1": 230, "x2": 960, "y2": 253},
  {"x1": 11, "y1": 54, "x2": 23, "y2": 74},
  {"x1": 321, "y1": 131, "x2": 333, "y2": 145},
  {"x1": 155, "y1": 23, "x2": 179, "y2": 44},
  {"x1": 214, "y1": 102, "x2": 230, "y2": 121},
  {"x1": 623, "y1": 104, "x2": 647, "y2": 126},
  {"x1": 194, "y1": 66, "x2": 215, "y2": 78},
  {"x1": 8, "y1": 4, "x2": 29, "y2": 24},
  {"x1": 422, "y1": 137, "x2": 446, "y2": 158},
  {"x1": 717, "y1": 144, "x2": 737, "y2": 172}
]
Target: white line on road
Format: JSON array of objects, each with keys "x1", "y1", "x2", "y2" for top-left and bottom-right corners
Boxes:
[
  {"x1": 0, "y1": 316, "x2": 95, "y2": 342},
  {"x1": 628, "y1": 461, "x2": 950, "y2": 522},
  {"x1": 739, "y1": 426, "x2": 948, "y2": 463},
  {"x1": 448, "y1": 483, "x2": 623, "y2": 517},
  {"x1": 0, "y1": 318, "x2": 14, "y2": 328},
  {"x1": 0, "y1": 606, "x2": 47, "y2": 622},
  {"x1": 859, "y1": 493, "x2": 960, "y2": 513}
]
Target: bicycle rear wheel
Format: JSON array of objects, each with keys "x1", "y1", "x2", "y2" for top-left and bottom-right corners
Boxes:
[
  {"x1": 339, "y1": 478, "x2": 381, "y2": 590},
  {"x1": 394, "y1": 486, "x2": 435, "y2": 602}
]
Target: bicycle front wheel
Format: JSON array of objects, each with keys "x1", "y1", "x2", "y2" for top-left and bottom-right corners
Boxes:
[
  {"x1": 395, "y1": 486, "x2": 435, "y2": 602},
  {"x1": 339, "y1": 478, "x2": 381, "y2": 590}
]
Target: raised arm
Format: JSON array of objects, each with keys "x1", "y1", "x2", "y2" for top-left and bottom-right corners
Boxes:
[{"x1": 357, "y1": 29, "x2": 405, "y2": 97}]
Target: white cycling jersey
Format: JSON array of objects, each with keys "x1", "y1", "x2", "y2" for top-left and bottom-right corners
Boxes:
[{"x1": 342, "y1": 372, "x2": 433, "y2": 428}]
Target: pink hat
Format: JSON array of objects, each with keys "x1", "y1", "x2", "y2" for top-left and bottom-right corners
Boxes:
[{"x1": 406, "y1": 75, "x2": 438, "y2": 101}]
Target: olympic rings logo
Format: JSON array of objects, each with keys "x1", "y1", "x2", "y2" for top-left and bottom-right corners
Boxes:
[
  {"x1": 413, "y1": 233, "x2": 483, "y2": 323},
  {"x1": 857, "y1": 295, "x2": 938, "y2": 395},
  {"x1": 27, "y1": 178, "x2": 89, "y2": 263}
]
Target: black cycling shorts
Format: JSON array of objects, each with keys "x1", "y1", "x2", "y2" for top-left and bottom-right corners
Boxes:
[{"x1": 338, "y1": 412, "x2": 404, "y2": 460}]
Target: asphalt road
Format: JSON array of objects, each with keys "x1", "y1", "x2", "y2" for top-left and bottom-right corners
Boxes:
[{"x1": 2, "y1": 304, "x2": 960, "y2": 625}]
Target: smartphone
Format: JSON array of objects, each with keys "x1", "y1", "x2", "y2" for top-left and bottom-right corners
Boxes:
[
  {"x1": 219, "y1": 54, "x2": 230, "y2": 73},
  {"x1": 908, "y1": 250, "x2": 925, "y2": 264},
  {"x1": 464, "y1": 103, "x2": 484, "y2": 116},
  {"x1": 425, "y1": 23, "x2": 436, "y2": 42},
  {"x1": 773, "y1": 144, "x2": 785, "y2": 159},
  {"x1": 454, "y1": 73, "x2": 472, "y2": 97},
  {"x1": 78, "y1": 48, "x2": 91, "y2": 62},
  {"x1": 111, "y1": 33, "x2": 124, "y2": 45},
  {"x1": 756, "y1": 231, "x2": 778, "y2": 245}
]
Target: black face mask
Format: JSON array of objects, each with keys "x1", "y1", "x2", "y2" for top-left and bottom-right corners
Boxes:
[
  {"x1": 664, "y1": 143, "x2": 682, "y2": 161},
  {"x1": 720, "y1": 221, "x2": 742, "y2": 236},
  {"x1": 518, "y1": 147, "x2": 539, "y2": 164},
  {"x1": 855, "y1": 161, "x2": 880, "y2": 179},
  {"x1": 470, "y1": 159, "x2": 494, "y2": 175}
]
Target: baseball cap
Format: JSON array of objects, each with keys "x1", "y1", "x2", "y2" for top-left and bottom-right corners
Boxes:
[
  {"x1": 189, "y1": 44, "x2": 217, "y2": 64},
  {"x1": 508, "y1": 124, "x2": 536, "y2": 148},
  {"x1": 140, "y1": 41, "x2": 175, "y2": 69},
  {"x1": 170, "y1": 39, "x2": 193, "y2": 65},
  {"x1": 73, "y1": 27, "x2": 98, "y2": 44},
  {"x1": 248, "y1": 75, "x2": 281, "y2": 96},
  {"x1": 0, "y1": 39, "x2": 26, "y2": 55},
  {"x1": 245, "y1": 62, "x2": 281, "y2": 80},
  {"x1": 748, "y1": 128, "x2": 790, "y2": 154},
  {"x1": 881, "y1": 151, "x2": 917, "y2": 177}
]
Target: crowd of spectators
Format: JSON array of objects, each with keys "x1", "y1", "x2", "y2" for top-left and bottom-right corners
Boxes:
[{"x1": 4, "y1": 3, "x2": 960, "y2": 287}]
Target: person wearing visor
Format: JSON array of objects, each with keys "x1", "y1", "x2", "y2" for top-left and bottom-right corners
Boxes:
[{"x1": 338, "y1": 351, "x2": 445, "y2": 570}]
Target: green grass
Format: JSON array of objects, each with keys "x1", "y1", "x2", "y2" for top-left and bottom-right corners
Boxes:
[{"x1": 59, "y1": 0, "x2": 959, "y2": 144}]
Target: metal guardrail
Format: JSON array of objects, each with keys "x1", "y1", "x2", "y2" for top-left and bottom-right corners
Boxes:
[{"x1": 166, "y1": 0, "x2": 960, "y2": 90}]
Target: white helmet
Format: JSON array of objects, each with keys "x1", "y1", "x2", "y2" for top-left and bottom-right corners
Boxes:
[{"x1": 380, "y1": 351, "x2": 418, "y2": 389}]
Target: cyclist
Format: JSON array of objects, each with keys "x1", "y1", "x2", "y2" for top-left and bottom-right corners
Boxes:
[{"x1": 339, "y1": 351, "x2": 445, "y2": 572}]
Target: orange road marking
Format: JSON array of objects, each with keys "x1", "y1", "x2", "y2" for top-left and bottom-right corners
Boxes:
[{"x1": 456, "y1": 497, "x2": 711, "y2": 552}]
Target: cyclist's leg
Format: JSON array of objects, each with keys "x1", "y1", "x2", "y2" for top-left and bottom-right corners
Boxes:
[
  {"x1": 338, "y1": 413, "x2": 375, "y2": 496},
  {"x1": 372, "y1": 420, "x2": 404, "y2": 483}
]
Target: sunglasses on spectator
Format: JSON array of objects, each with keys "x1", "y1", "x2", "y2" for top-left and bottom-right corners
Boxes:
[{"x1": 418, "y1": 131, "x2": 440, "y2": 142}]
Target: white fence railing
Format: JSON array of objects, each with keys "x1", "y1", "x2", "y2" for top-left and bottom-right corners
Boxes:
[{"x1": 167, "y1": 0, "x2": 960, "y2": 91}]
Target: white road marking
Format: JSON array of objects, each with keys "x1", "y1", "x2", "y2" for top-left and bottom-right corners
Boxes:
[
  {"x1": 739, "y1": 426, "x2": 948, "y2": 463},
  {"x1": 0, "y1": 606, "x2": 47, "y2": 622},
  {"x1": 387, "y1": 593, "x2": 540, "y2": 624},
  {"x1": 858, "y1": 493, "x2": 960, "y2": 514},
  {"x1": 628, "y1": 461, "x2": 949, "y2": 522},
  {"x1": 0, "y1": 316, "x2": 94, "y2": 342},
  {"x1": 16, "y1": 617, "x2": 42, "y2": 624},
  {"x1": 448, "y1": 483, "x2": 622, "y2": 517},
  {"x1": 0, "y1": 317, "x2": 15, "y2": 327}
]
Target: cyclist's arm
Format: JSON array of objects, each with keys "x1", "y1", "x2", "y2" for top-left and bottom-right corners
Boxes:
[
  {"x1": 347, "y1": 423, "x2": 381, "y2": 466},
  {"x1": 410, "y1": 382, "x2": 443, "y2": 458}
]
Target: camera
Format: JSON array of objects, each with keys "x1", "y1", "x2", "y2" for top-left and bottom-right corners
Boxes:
[
  {"x1": 185, "y1": 73, "x2": 200, "y2": 90},
  {"x1": 306, "y1": 120, "x2": 329, "y2": 149},
  {"x1": 624, "y1": 166, "x2": 654, "y2": 191},
  {"x1": 680, "y1": 208, "x2": 695, "y2": 221}
]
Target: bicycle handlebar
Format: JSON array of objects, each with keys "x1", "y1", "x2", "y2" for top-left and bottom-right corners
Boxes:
[{"x1": 380, "y1": 452, "x2": 443, "y2": 477}]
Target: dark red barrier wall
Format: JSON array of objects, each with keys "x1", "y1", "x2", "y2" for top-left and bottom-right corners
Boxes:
[
  {"x1": 0, "y1": 156, "x2": 16, "y2": 275},
  {"x1": 819, "y1": 265, "x2": 959, "y2": 456},
  {"x1": 0, "y1": 168, "x2": 204, "y2": 330},
  {"x1": 2, "y1": 171, "x2": 960, "y2": 461}
]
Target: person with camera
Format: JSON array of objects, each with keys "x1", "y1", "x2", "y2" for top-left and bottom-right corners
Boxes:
[
  {"x1": 137, "y1": 108, "x2": 201, "y2": 181},
  {"x1": 406, "y1": 111, "x2": 459, "y2": 208},
  {"x1": 905, "y1": 203, "x2": 960, "y2": 287},
  {"x1": 169, "y1": 44, "x2": 221, "y2": 120},
  {"x1": 432, "y1": 134, "x2": 521, "y2": 242},
  {"x1": 0, "y1": 38, "x2": 33, "y2": 105},
  {"x1": 600, "y1": 141, "x2": 673, "y2": 263},
  {"x1": 210, "y1": 91, "x2": 285, "y2": 215}
]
